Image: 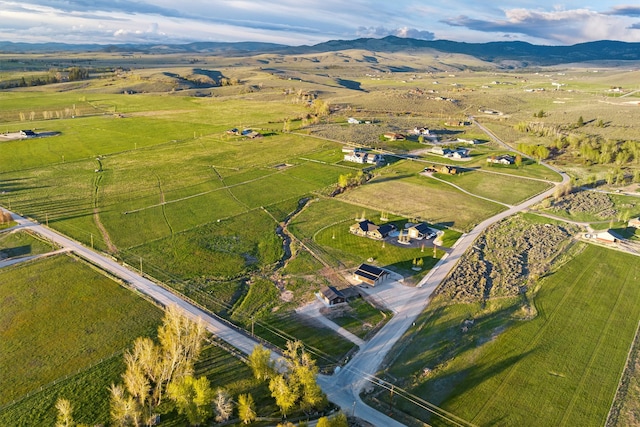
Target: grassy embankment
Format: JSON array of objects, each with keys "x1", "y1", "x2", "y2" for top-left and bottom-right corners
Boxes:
[{"x1": 375, "y1": 243, "x2": 640, "y2": 427}]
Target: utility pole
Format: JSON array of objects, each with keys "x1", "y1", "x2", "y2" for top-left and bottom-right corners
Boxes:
[
  {"x1": 251, "y1": 317, "x2": 255, "y2": 337},
  {"x1": 45, "y1": 213, "x2": 48, "y2": 227},
  {"x1": 90, "y1": 233, "x2": 94, "y2": 249},
  {"x1": 139, "y1": 257, "x2": 143, "y2": 274}
]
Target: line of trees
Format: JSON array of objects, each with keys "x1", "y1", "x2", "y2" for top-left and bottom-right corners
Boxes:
[
  {"x1": 516, "y1": 143, "x2": 550, "y2": 161},
  {"x1": 337, "y1": 170, "x2": 368, "y2": 189},
  {"x1": 514, "y1": 121, "x2": 640, "y2": 166},
  {"x1": 55, "y1": 306, "x2": 341, "y2": 427},
  {"x1": 248, "y1": 341, "x2": 327, "y2": 419}
]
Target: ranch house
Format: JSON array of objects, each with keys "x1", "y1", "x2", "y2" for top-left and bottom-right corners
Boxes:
[
  {"x1": 320, "y1": 286, "x2": 346, "y2": 306},
  {"x1": 343, "y1": 150, "x2": 384, "y2": 165},
  {"x1": 383, "y1": 132, "x2": 405, "y2": 141},
  {"x1": 349, "y1": 220, "x2": 396, "y2": 240},
  {"x1": 353, "y1": 263, "x2": 389, "y2": 287},
  {"x1": 407, "y1": 223, "x2": 436, "y2": 240},
  {"x1": 487, "y1": 154, "x2": 515, "y2": 165},
  {"x1": 596, "y1": 230, "x2": 618, "y2": 243}
]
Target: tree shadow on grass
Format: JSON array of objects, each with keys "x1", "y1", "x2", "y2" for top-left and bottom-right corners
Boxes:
[{"x1": 335, "y1": 78, "x2": 366, "y2": 92}]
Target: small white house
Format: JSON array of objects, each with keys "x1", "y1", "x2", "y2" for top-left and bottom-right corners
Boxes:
[
  {"x1": 347, "y1": 117, "x2": 361, "y2": 124},
  {"x1": 596, "y1": 230, "x2": 618, "y2": 243}
]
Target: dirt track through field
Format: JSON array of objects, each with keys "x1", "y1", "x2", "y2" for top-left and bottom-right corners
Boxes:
[
  {"x1": 93, "y1": 208, "x2": 117, "y2": 253},
  {"x1": 92, "y1": 170, "x2": 117, "y2": 253}
]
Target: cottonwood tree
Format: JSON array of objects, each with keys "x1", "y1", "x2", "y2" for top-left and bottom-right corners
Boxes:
[
  {"x1": 267, "y1": 341, "x2": 326, "y2": 417},
  {"x1": 110, "y1": 384, "x2": 143, "y2": 427},
  {"x1": 248, "y1": 345, "x2": 275, "y2": 381},
  {"x1": 55, "y1": 398, "x2": 75, "y2": 427},
  {"x1": 269, "y1": 375, "x2": 298, "y2": 418},
  {"x1": 167, "y1": 376, "x2": 213, "y2": 426},
  {"x1": 316, "y1": 413, "x2": 348, "y2": 427},
  {"x1": 110, "y1": 305, "x2": 207, "y2": 425},
  {"x1": 284, "y1": 341, "x2": 326, "y2": 414},
  {"x1": 237, "y1": 393, "x2": 256, "y2": 425}
]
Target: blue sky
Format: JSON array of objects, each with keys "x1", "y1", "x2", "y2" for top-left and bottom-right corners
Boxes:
[{"x1": 1, "y1": 1, "x2": 640, "y2": 45}]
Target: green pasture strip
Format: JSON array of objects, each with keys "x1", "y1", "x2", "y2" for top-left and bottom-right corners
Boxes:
[
  {"x1": 0, "y1": 355, "x2": 125, "y2": 426},
  {"x1": 231, "y1": 277, "x2": 281, "y2": 322},
  {"x1": 250, "y1": 312, "x2": 355, "y2": 368},
  {"x1": 288, "y1": 198, "x2": 377, "y2": 240},
  {"x1": 283, "y1": 161, "x2": 347, "y2": 188},
  {"x1": 299, "y1": 147, "x2": 346, "y2": 163},
  {"x1": 124, "y1": 209, "x2": 283, "y2": 280},
  {"x1": 338, "y1": 175, "x2": 505, "y2": 232},
  {"x1": 329, "y1": 297, "x2": 389, "y2": 340},
  {"x1": 0, "y1": 115, "x2": 211, "y2": 172},
  {"x1": 435, "y1": 169, "x2": 553, "y2": 205},
  {"x1": 384, "y1": 244, "x2": 640, "y2": 427},
  {"x1": 229, "y1": 169, "x2": 319, "y2": 209},
  {"x1": 263, "y1": 197, "x2": 303, "y2": 223},
  {"x1": 0, "y1": 160, "x2": 97, "y2": 222},
  {"x1": 0, "y1": 230, "x2": 55, "y2": 258},
  {"x1": 0, "y1": 254, "x2": 162, "y2": 406},
  {"x1": 282, "y1": 247, "x2": 326, "y2": 275},
  {"x1": 476, "y1": 158, "x2": 560, "y2": 181}
]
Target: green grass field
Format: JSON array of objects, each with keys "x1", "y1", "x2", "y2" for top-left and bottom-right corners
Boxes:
[
  {"x1": 0, "y1": 254, "x2": 162, "y2": 407},
  {"x1": 338, "y1": 160, "x2": 506, "y2": 232},
  {"x1": 0, "y1": 230, "x2": 55, "y2": 259},
  {"x1": 329, "y1": 297, "x2": 389, "y2": 340},
  {"x1": 380, "y1": 243, "x2": 640, "y2": 426},
  {"x1": 435, "y1": 169, "x2": 553, "y2": 205}
]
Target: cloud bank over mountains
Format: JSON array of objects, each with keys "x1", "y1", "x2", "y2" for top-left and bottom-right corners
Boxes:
[{"x1": 1, "y1": 1, "x2": 639, "y2": 45}]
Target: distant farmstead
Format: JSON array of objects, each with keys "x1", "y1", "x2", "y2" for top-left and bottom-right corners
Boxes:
[
  {"x1": 383, "y1": 132, "x2": 405, "y2": 141},
  {"x1": 628, "y1": 217, "x2": 640, "y2": 228},
  {"x1": 353, "y1": 263, "x2": 389, "y2": 287},
  {"x1": 343, "y1": 150, "x2": 384, "y2": 165},
  {"x1": 487, "y1": 154, "x2": 515, "y2": 165}
]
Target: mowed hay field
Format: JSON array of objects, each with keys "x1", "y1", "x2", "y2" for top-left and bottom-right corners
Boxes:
[
  {"x1": 386, "y1": 244, "x2": 640, "y2": 427},
  {"x1": 337, "y1": 160, "x2": 506, "y2": 232},
  {"x1": 0, "y1": 254, "x2": 162, "y2": 407}
]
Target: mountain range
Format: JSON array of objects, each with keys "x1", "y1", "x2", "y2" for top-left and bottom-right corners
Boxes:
[{"x1": 1, "y1": 36, "x2": 639, "y2": 66}]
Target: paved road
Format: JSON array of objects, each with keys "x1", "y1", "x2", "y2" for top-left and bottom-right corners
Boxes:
[{"x1": 297, "y1": 300, "x2": 365, "y2": 347}]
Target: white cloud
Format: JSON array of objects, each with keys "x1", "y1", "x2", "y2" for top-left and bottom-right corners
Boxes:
[{"x1": 356, "y1": 25, "x2": 435, "y2": 40}]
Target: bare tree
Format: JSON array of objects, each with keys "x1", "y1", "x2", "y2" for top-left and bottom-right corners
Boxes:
[{"x1": 213, "y1": 388, "x2": 233, "y2": 423}]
